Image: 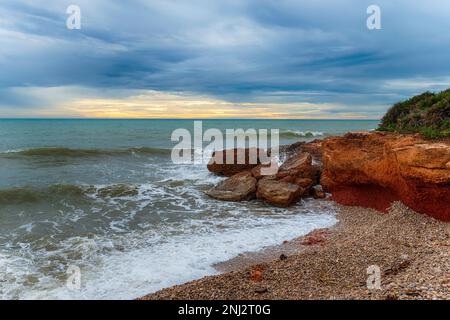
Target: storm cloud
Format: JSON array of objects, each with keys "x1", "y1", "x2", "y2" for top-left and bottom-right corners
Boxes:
[{"x1": 1, "y1": 0, "x2": 450, "y2": 117}]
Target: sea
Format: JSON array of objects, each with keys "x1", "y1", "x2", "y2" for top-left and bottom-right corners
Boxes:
[{"x1": 0, "y1": 119, "x2": 378, "y2": 299}]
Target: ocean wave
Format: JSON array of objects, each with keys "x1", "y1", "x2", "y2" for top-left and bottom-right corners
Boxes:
[
  {"x1": 0, "y1": 147, "x2": 172, "y2": 158},
  {"x1": 0, "y1": 184, "x2": 141, "y2": 205},
  {"x1": 279, "y1": 130, "x2": 324, "y2": 138},
  {"x1": 1, "y1": 199, "x2": 338, "y2": 299}
]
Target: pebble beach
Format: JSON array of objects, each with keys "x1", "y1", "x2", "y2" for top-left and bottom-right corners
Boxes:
[{"x1": 141, "y1": 201, "x2": 450, "y2": 300}]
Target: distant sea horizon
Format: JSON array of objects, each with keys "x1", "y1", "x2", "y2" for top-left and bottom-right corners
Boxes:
[{"x1": 0, "y1": 117, "x2": 381, "y2": 120}]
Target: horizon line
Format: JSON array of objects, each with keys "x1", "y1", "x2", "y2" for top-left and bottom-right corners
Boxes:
[{"x1": 0, "y1": 117, "x2": 381, "y2": 121}]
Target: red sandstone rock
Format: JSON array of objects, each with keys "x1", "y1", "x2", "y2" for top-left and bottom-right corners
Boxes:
[
  {"x1": 301, "y1": 139, "x2": 323, "y2": 162},
  {"x1": 321, "y1": 131, "x2": 450, "y2": 221},
  {"x1": 278, "y1": 140, "x2": 323, "y2": 162},
  {"x1": 256, "y1": 179, "x2": 304, "y2": 207},
  {"x1": 294, "y1": 178, "x2": 314, "y2": 189},
  {"x1": 277, "y1": 152, "x2": 312, "y2": 177},
  {"x1": 258, "y1": 175, "x2": 277, "y2": 183},
  {"x1": 279, "y1": 176, "x2": 295, "y2": 184},
  {"x1": 205, "y1": 171, "x2": 257, "y2": 201},
  {"x1": 207, "y1": 148, "x2": 266, "y2": 176},
  {"x1": 250, "y1": 266, "x2": 264, "y2": 282},
  {"x1": 277, "y1": 152, "x2": 322, "y2": 184},
  {"x1": 251, "y1": 163, "x2": 279, "y2": 179}
]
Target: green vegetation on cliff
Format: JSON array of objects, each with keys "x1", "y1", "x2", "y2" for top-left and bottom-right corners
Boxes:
[{"x1": 378, "y1": 89, "x2": 450, "y2": 138}]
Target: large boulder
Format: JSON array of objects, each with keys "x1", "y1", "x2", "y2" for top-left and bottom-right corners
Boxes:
[
  {"x1": 321, "y1": 131, "x2": 450, "y2": 221},
  {"x1": 301, "y1": 139, "x2": 323, "y2": 162},
  {"x1": 207, "y1": 140, "x2": 324, "y2": 177},
  {"x1": 207, "y1": 148, "x2": 267, "y2": 176},
  {"x1": 294, "y1": 178, "x2": 314, "y2": 189},
  {"x1": 278, "y1": 139, "x2": 323, "y2": 162},
  {"x1": 251, "y1": 163, "x2": 279, "y2": 179},
  {"x1": 256, "y1": 179, "x2": 304, "y2": 207},
  {"x1": 276, "y1": 152, "x2": 322, "y2": 184},
  {"x1": 205, "y1": 171, "x2": 257, "y2": 201},
  {"x1": 277, "y1": 152, "x2": 312, "y2": 176}
]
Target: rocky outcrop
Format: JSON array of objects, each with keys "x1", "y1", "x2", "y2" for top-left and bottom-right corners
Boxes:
[
  {"x1": 251, "y1": 163, "x2": 279, "y2": 179},
  {"x1": 205, "y1": 171, "x2": 257, "y2": 201},
  {"x1": 300, "y1": 139, "x2": 323, "y2": 162},
  {"x1": 321, "y1": 131, "x2": 450, "y2": 221},
  {"x1": 277, "y1": 152, "x2": 321, "y2": 184},
  {"x1": 207, "y1": 148, "x2": 265, "y2": 176},
  {"x1": 256, "y1": 179, "x2": 305, "y2": 207},
  {"x1": 277, "y1": 153, "x2": 312, "y2": 177},
  {"x1": 204, "y1": 131, "x2": 449, "y2": 219},
  {"x1": 294, "y1": 178, "x2": 314, "y2": 189},
  {"x1": 278, "y1": 139, "x2": 323, "y2": 162},
  {"x1": 208, "y1": 140, "x2": 324, "y2": 177},
  {"x1": 206, "y1": 141, "x2": 326, "y2": 207},
  {"x1": 253, "y1": 151, "x2": 321, "y2": 206}
]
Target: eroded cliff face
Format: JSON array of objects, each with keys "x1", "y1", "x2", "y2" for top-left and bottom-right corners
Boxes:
[{"x1": 321, "y1": 132, "x2": 450, "y2": 221}]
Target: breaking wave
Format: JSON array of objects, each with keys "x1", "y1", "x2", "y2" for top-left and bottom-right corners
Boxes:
[
  {"x1": 279, "y1": 130, "x2": 324, "y2": 138},
  {"x1": 0, "y1": 184, "x2": 141, "y2": 206},
  {"x1": 0, "y1": 147, "x2": 172, "y2": 158}
]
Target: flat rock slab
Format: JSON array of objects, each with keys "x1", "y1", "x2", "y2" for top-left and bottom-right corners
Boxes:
[
  {"x1": 256, "y1": 179, "x2": 304, "y2": 207},
  {"x1": 207, "y1": 148, "x2": 266, "y2": 176},
  {"x1": 205, "y1": 171, "x2": 257, "y2": 201},
  {"x1": 276, "y1": 152, "x2": 321, "y2": 184}
]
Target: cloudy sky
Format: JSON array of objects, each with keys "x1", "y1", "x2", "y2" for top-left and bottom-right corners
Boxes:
[{"x1": 1, "y1": 0, "x2": 450, "y2": 118}]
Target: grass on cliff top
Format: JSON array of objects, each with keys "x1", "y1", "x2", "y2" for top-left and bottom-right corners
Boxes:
[{"x1": 378, "y1": 88, "x2": 450, "y2": 139}]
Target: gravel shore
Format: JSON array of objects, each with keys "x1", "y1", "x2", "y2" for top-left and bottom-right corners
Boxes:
[{"x1": 141, "y1": 201, "x2": 450, "y2": 300}]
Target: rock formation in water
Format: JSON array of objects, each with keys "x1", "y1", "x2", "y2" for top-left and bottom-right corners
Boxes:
[
  {"x1": 207, "y1": 148, "x2": 264, "y2": 176},
  {"x1": 205, "y1": 130, "x2": 450, "y2": 221},
  {"x1": 205, "y1": 171, "x2": 257, "y2": 201},
  {"x1": 206, "y1": 141, "x2": 323, "y2": 206}
]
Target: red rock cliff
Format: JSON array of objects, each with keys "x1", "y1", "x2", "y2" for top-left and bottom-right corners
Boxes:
[{"x1": 321, "y1": 131, "x2": 450, "y2": 221}]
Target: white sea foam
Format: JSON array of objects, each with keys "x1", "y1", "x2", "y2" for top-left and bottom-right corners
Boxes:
[
  {"x1": 1, "y1": 149, "x2": 24, "y2": 154},
  {"x1": 281, "y1": 130, "x2": 324, "y2": 137},
  {"x1": 0, "y1": 160, "x2": 338, "y2": 300},
  {"x1": 4, "y1": 200, "x2": 337, "y2": 300},
  {"x1": 154, "y1": 162, "x2": 224, "y2": 185}
]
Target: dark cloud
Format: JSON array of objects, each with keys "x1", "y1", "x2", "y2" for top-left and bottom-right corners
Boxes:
[{"x1": 1, "y1": 0, "x2": 450, "y2": 116}]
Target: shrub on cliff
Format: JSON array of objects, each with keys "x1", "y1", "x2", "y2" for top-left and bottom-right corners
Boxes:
[{"x1": 378, "y1": 89, "x2": 450, "y2": 138}]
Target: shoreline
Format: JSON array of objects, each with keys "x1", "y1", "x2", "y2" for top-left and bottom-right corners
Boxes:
[
  {"x1": 141, "y1": 201, "x2": 449, "y2": 300},
  {"x1": 139, "y1": 131, "x2": 450, "y2": 300}
]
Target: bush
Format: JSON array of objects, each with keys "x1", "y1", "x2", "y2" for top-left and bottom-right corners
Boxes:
[{"x1": 378, "y1": 89, "x2": 450, "y2": 139}]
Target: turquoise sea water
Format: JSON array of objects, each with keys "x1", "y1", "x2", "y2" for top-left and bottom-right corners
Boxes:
[{"x1": 0, "y1": 119, "x2": 378, "y2": 299}]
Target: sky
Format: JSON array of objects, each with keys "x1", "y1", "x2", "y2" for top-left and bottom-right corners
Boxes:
[{"x1": 1, "y1": 0, "x2": 450, "y2": 119}]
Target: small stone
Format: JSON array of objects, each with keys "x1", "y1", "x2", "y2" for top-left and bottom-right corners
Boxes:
[
  {"x1": 254, "y1": 286, "x2": 268, "y2": 294},
  {"x1": 250, "y1": 266, "x2": 264, "y2": 282}
]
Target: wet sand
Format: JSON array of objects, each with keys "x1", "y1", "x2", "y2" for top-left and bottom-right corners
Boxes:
[{"x1": 141, "y1": 201, "x2": 450, "y2": 300}]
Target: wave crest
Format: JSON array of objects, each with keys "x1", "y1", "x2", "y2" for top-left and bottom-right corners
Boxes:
[
  {"x1": 0, "y1": 147, "x2": 171, "y2": 158},
  {"x1": 0, "y1": 184, "x2": 141, "y2": 205},
  {"x1": 279, "y1": 130, "x2": 324, "y2": 138}
]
